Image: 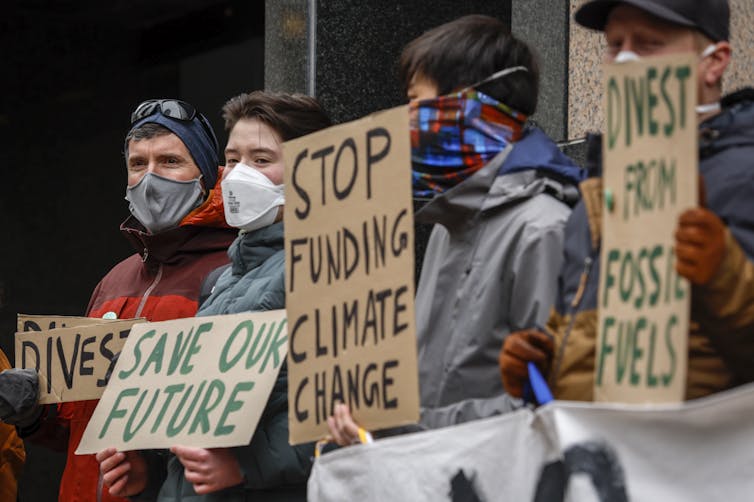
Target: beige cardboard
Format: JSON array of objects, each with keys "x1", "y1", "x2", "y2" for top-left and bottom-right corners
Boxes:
[
  {"x1": 283, "y1": 105, "x2": 419, "y2": 444},
  {"x1": 17, "y1": 314, "x2": 121, "y2": 333},
  {"x1": 15, "y1": 319, "x2": 144, "y2": 404},
  {"x1": 76, "y1": 311, "x2": 288, "y2": 454},
  {"x1": 595, "y1": 53, "x2": 697, "y2": 403}
]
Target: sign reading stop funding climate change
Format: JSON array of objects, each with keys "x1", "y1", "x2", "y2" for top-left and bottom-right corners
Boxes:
[
  {"x1": 77, "y1": 311, "x2": 288, "y2": 454},
  {"x1": 283, "y1": 105, "x2": 419, "y2": 444},
  {"x1": 595, "y1": 53, "x2": 698, "y2": 403}
]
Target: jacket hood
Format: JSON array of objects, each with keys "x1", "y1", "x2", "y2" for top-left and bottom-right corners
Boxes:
[
  {"x1": 496, "y1": 126, "x2": 584, "y2": 183},
  {"x1": 229, "y1": 221, "x2": 285, "y2": 276},
  {"x1": 700, "y1": 87, "x2": 754, "y2": 158},
  {"x1": 416, "y1": 126, "x2": 583, "y2": 228}
]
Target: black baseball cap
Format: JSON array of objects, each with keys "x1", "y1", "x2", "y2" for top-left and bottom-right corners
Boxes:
[{"x1": 574, "y1": 0, "x2": 730, "y2": 42}]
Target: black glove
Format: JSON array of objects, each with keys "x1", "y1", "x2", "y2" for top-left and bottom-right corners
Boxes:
[{"x1": 0, "y1": 368, "x2": 42, "y2": 428}]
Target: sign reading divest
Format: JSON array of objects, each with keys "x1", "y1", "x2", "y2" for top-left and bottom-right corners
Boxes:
[
  {"x1": 15, "y1": 318, "x2": 142, "y2": 404},
  {"x1": 17, "y1": 314, "x2": 122, "y2": 333},
  {"x1": 76, "y1": 311, "x2": 288, "y2": 454},
  {"x1": 283, "y1": 105, "x2": 419, "y2": 444},
  {"x1": 595, "y1": 53, "x2": 697, "y2": 403}
]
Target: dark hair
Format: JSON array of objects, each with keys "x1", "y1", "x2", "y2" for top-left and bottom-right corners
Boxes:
[
  {"x1": 399, "y1": 15, "x2": 540, "y2": 115},
  {"x1": 124, "y1": 123, "x2": 173, "y2": 157},
  {"x1": 222, "y1": 91, "x2": 332, "y2": 141}
]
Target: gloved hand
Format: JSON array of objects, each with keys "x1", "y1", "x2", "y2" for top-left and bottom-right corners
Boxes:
[
  {"x1": 0, "y1": 368, "x2": 42, "y2": 428},
  {"x1": 499, "y1": 330, "x2": 554, "y2": 398},
  {"x1": 675, "y1": 207, "x2": 726, "y2": 285}
]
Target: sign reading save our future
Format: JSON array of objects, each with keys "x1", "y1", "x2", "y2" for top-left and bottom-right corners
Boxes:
[
  {"x1": 283, "y1": 105, "x2": 420, "y2": 444},
  {"x1": 77, "y1": 311, "x2": 288, "y2": 454},
  {"x1": 595, "y1": 53, "x2": 698, "y2": 403}
]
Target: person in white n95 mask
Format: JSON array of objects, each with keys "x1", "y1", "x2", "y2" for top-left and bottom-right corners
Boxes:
[{"x1": 97, "y1": 91, "x2": 332, "y2": 502}]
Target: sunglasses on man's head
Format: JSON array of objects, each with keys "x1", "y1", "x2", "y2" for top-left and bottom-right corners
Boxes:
[
  {"x1": 130, "y1": 98, "x2": 220, "y2": 153},
  {"x1": 131, "y1": 99, "x2": 197, "y2": 123}
]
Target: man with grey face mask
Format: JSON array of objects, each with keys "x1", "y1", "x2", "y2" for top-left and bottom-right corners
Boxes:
[{"x1": 0, "y1": 99, "x2": 237, "y2": 502}]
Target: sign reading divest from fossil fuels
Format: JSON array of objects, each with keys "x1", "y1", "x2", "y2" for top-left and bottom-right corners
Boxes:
[
  {"x1": 283, "y1": 105, "x2": 419, "y2": 444},
  {"x1": 596, "y1": 53, "x2": 697, "y2": 403},
  {"x1": 77, "y1": 311, "x2": 288, "y2": 454}
]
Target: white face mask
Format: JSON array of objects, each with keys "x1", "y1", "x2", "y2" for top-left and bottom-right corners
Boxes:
[
  {"x1": 125, "y1": 172, "x2": 204, "y2": 234},
  {"x1": 613, "y1": 50, "x2": 641, "y2": 64},
  {"x1": 221, "y1": 163, "x2": 285, "y2": 232}
]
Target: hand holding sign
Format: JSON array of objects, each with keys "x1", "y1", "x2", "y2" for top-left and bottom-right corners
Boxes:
[
  {"x1": 97, "y1": 448, "x2": 148, "y2": 498},
  {"x1": 675, "y1": 178, "x2": 727, "y2": 285},
  {"x1": 171, "y1": 445, "x2": 243, "y2": 494},
  {"x1": 326, "y1": 402, "x2": 362, "y2": 446}
]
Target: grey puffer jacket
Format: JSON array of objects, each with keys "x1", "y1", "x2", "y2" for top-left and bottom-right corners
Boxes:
[
  {"x1": 416, "y1": 127, "x2": 583, "y2": 429},
  {"x1": 135, "y1": 222, "x2": 312, "y2": 502}
]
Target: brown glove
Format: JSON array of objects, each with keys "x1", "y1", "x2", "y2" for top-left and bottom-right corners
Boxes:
[
  {"x1": 499, "y1": 330, "x2": 554, "y2": 398},
  {"x1": 675, "y1": 207, "x2": 726, "y2": 285}
]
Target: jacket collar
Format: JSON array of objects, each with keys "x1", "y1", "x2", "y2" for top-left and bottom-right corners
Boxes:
[
  {"x1": 229, "y1": 222, "x2": 285, "y2": 275},
  {"x1": 121, "y1": 217, "x2": 236, "y2": 267},
  {"x1": 699, "y1": 87, "x2": 754, "y2": 158}
]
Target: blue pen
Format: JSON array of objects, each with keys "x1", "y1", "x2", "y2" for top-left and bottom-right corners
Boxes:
[{"x1": 524, "y1": 362, "x2": 553, "y2": 405}]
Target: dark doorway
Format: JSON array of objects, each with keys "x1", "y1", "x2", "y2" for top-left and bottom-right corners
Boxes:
[{"x1": 0, "y1": 1, "x2": 264, "y2": 499}]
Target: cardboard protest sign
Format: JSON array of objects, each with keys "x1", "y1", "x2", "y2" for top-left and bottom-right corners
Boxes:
[
  {"x1": 76, "y1": 311, "x2": 288, "y2": 454},
  {"x1": 17, "y1": 314, "x2": 121, "y2": 333},
  {"x1": 15, "y1": 319, "x2": 144, "y2": 404},
  {"x1": 283, "y1": 105, "x2": 419, "y2": 444},
  {"x1": 595, "y1": 53, "x2": 697, "y2": 403}
]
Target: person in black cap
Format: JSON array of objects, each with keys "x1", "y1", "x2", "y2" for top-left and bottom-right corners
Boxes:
[
  {"x1": 576, "y1": 0, "x2": 733, "y2": 121},
  {"x1": 500, "y1": 0, "x2": 754, "y2": 402},
  {"x1": 0, "y1": 99, "x2": 237, "y2": 502}
]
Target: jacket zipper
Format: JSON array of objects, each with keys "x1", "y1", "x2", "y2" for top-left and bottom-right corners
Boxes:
[
  {"x1": 549, "y1": 254, "x2": 594, "y2": 387},
  {"x1": 97, "y1": 472, "x2": 103, "y2": 502},
  {"x1": 136, "y1": 264, "x2": 163, "y2": 318},
  {"x1": 96, "y1": 263, "x2": 162, "y2": 501}
]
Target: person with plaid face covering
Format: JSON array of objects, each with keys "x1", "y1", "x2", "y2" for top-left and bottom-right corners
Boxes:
[
  {"x1": 326, "y1": 15, "x2": 585, "y2": 443},
  {"x1": 405, "y1": 15, "x2": 585, "y2": 429}
]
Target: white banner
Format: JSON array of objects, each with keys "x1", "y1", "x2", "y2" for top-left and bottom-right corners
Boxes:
[{"x1": 309, "y1": 384, "x2": 754, "y2": 501}]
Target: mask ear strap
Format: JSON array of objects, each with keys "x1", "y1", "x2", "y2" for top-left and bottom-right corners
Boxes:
[
  {"x1": 467, "y1": 66, "x2": 529, "y2": 90},
  {"x1": 699, "y1": 43, "x2": 718, "y2": 60}
]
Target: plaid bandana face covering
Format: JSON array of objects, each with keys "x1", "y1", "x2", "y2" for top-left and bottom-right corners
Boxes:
[{"x1": 410, "y1": 66, "x2": 528, "y2": 198}]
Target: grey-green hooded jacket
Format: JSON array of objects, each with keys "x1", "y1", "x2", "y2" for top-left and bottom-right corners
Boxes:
[
  {"x1": 135, "y1": 222, "x2": 312, "y2": 502},
  {"x1": 416, "y1": 127, "x2": 583, "y2": 428}
]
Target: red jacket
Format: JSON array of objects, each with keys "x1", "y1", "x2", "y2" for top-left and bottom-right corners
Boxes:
[{"x1": 51, "y1": 186, "x2": 236, "y2": 502}]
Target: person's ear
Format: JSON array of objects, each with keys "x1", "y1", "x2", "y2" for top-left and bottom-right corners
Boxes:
[{"x1": 702, "y1": 42, "x2": 731, "y2": 88}]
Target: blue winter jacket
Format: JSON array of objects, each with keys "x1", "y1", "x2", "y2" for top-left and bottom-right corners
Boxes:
[{"x1": 137, "y1": 222, "x2": 311, "y2": 502}]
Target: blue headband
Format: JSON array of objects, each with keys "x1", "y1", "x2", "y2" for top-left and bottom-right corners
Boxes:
[{"x1": 128, "y1": 112, "x2": 220, "y2": 189}]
